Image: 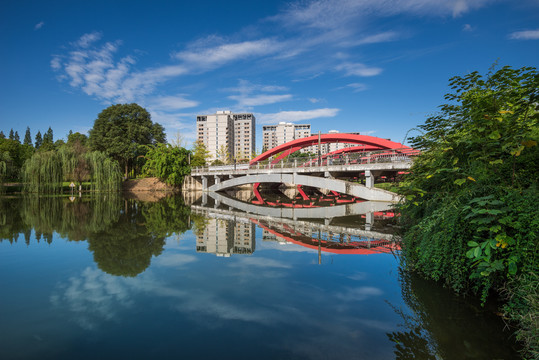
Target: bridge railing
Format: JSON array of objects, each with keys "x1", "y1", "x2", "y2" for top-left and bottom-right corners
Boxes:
[{"x1": 191, "y1": 148, "x2": 417, "y2": 174}]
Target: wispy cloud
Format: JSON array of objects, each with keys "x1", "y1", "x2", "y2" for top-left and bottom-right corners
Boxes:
[
  {"x1": 349, "y1": 31, "x2": 401, "y2": 46},
  {"x1": 229, "y1": 94, "x2": 292, "y2": 107},
  {"x1": 336, "y1": 62, "x2": 383, "y2": 77},
  {"x1": 341, "y1": 83, "x2": 368, "y2": 92},
  {"x1": 508, "y1": 28, "x2": 539, "y2": 40},
  {"x1": 277, "y1": 0, "x2": 494, "y2": 30},
  {"x1": 225, "y1": 80, "x2": 292, "y2": 108},
  {"x1": 34, "y1": 21, "x2": 44, "y2": 30},
  {"x1": 149, "y1": 95, "x2": 199, "y2": 111},
  {"x1": 257, "y1": 108, "x2": 339, "y2": 124},
  {"x1": 174, "y1": 38, "x2": 283, "y2": 71},
  {"x1": 462, "y1": 24, "x2": 474, "y2": 32}
]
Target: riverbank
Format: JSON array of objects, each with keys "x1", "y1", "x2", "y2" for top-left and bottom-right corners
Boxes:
[{"x1": 397, "y1": 66, "x2": 538, "y2": 359}]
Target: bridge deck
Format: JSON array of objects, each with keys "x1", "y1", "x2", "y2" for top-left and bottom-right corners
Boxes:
[{"x1": 191, "y1": 161, "x2": 412, "y2": 177}]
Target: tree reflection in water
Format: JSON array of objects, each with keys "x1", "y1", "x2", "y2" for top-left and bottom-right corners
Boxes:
[
  {"x1": 387, "y1": 268, "x2": 520, "y2": 359},
  {"x1": 0, "y1": 195, "x2": 192, "y2": 277}
]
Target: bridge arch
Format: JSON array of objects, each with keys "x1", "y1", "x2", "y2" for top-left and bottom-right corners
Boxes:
[
  {"x1": 251, "y1": 133, "x2": 411, "y2": 165},
  {"x1": 208, "y1": 173, "x2": 400, "y2": 202}
]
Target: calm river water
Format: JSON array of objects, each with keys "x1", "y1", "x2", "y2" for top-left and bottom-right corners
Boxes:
[{"x1": 0, "y1": 192, "x2": 520, "y2": 359}]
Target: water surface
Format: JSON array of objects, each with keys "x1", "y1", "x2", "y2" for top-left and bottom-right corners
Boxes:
[{"x1": 0, "y1": 193, "x2": 520, "y2": 359}]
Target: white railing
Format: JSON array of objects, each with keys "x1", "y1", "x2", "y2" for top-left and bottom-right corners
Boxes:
[{"x1": 191, "y1": 148, "x2": 417, "y2": 174}]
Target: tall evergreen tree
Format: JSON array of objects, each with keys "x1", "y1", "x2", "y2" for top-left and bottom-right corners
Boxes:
[
  {"x1": 9, "y1": 129, "x2": 14, "y2": 140},
  {"x1": 35, "y1": 131, "x2": 43, "y2": 149},
  {"x1": 24, "y1": 127, "x2": 32, "y2": 146},
  {"x1": 0, "y1": 131, "x2": 5, "y2": 139},
  {"x1": 40, "y1": 127, "x2": 54, "y2": 151},
  {"x1": 14, "y1": 131, "x2": 20, "y2": 143},
  {"x1": 44, "y1": 127, "x2": 53, "y2": 143}
]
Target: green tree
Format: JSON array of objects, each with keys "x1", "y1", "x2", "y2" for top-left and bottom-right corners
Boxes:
[
  {"x1": 142, "y1": 143, "x2": 190, "y2": 186},
  {"x1": 398, "y1": 65, "x2": 538, "y2": 356},
  {"x1": 67, "y1": 131, "x2": 88, "y2": 147},
  {"x1": 8, "y1": 129, "x2": 14, "y2": 140},
  {"x1": 0, "y1": 131, "x2": 5, "y2": 139},
  {"x1": 13, "y1": 131, "x2": 20, "y2": 143},
  {"x1": 191, "y1": 140, "x2": 210, "y2": 167},
  {"x1": 89, "y1": 103, "x2": 166, "y2": 178},
  {"x1": 39, "y1": 127, "x2": 54, "y2": 152},
  {"x1": 24, "y1": 127, "x2": 32, "y2": 146},
  {"x1": 0, "y1": 138, "x2": 34, "y2": 181},
  {"x1": 34, "y1": 131, "x2": 42, "y2": 149},
  {"x1": 216, "y1": 144, "x2": 230, "y2": 164}
]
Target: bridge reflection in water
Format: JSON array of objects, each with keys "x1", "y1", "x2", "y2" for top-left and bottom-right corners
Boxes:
[{"x1": 189, "y1": 189, "x2": 400, "y2": 260}]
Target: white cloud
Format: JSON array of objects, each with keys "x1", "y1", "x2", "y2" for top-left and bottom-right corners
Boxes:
[
  {"x1": 224, "y1": 79, "x2": 292, "y2": 108},
  {"x1": 75, "y1": 31, "x2": 103, "y2": 48},
  {"x1": 174, "y1": 39, "x2": 283, "y2": 70},
  {"x1": 257, "y1": 108, "x2": 339, "y2": 124},
  {"x1": 34, "y1": 21, "x2": 44, "y2": 30},
  {"x1": 278, "y1": 0, "x2": 494, "y2": 30},
  {"x1": 52, "y1": 33, "x2": 191, "y2": 104},
  {"x1": 352, "y1": 31, "x2": 401, "y2": 46},
  {"x1": 150, "y1": 95, "x2": 199, "y2": 110},
  {"x1": 508, "y1": 28, "x2": 539, "y2": 40},
  {"x1": 308, "y1": 98, "x2": 322, "y2": 103},
  {"x1": 462, "y1": 24, "x2": 474, "y2": 32},
  {"x1": 344, "y1": 83, "x2": 368, "y2": 92},
  {"x1": 336, "y1": 62, "x2": 383, "y2": 77},
  {"x1": 229, "y1": 94, "x2": 292, "y2": 107}
]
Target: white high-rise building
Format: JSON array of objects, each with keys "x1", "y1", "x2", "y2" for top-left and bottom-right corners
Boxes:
[
  {"x1": 262, "y1": 122, "x2": 311, "y2": 151},
  {"x1": 322, "y1": 130, "x2": 361, "y2": 154},
  {"x1": 196, "y1": 111, "x2": 255, "y2": 162}
]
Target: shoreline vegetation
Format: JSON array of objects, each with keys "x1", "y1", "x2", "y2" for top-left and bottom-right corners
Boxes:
[
  {"x1": 1, "y1": 65, "x2": 537, "y2": 358},
  {"x1": 397, "y1": 65, "x2": 538, "y2": 359}
]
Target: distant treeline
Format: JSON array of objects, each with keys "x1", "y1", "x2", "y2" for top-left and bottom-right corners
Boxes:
[{"x1": 0, "y1": 103, "x2": 211, "y2": 192}]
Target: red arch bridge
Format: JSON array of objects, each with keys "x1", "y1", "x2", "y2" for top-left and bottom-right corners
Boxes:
[{"x1": 190, "y1": 133, "x2": 418, "y2": 202}]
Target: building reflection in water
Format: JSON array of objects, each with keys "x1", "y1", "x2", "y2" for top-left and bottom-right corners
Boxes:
[
  {"x1": 196, "y1": 216, "x2": 255, "y2": 257},
  {"x1": 189, "y1": 188, "x2": 399, "y2": 259}
]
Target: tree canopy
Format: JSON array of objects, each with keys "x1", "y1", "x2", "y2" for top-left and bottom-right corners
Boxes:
[
  {"x1": 142, "y1": 143, "x2": 190, "y2": 186},
  {"x1": 89, "y1": 103, "x2": 166, "y2": 177}
]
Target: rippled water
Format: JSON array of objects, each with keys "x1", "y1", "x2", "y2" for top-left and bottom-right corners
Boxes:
[{"x1": 0, "y1": 193, "x2": 520, "y2": 359}]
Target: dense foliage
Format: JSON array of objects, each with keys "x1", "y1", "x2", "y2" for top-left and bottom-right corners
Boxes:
[
  {"x1": 399, "y1": 65, "x2": 538, "y2": 356},
  {"x1": 142, "y1": 143, "x2": 191, "y2": 186},
  {"x1": 22, "y1": 145, "x2": 122, "y2": 193},
  {"x1": 0, "y1": 138, "x2": 34, "y2": 181},
  {"x1": 89, "y1": 103, "x2": 166, "y2": 178}
]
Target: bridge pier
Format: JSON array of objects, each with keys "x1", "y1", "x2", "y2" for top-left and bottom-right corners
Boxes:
[
  {"x1": 365, "y1": 211, "x2": 374, "y2": 231},
  {"x1": 202, "y1": 176, "x2": 208, "y2": 190},
  {"x1": 365, "y1": 170, "x2": 374, "y2": 188},
  {"x1": 202, "y1": 192, "x2": 208, "y2": 206}
]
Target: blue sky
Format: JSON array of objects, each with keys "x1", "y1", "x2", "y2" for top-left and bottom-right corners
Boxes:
[{"x1": 1, "y1": 0, "x2": 538, "y2": 149}]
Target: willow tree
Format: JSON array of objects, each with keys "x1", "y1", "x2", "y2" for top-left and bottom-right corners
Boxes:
[
  {"x1": 0, "y1": 151, "x2": 10, "y2": 192},
  {"x1": 22, "y1": 147, "x2": 122, "y2": 193},
  {"x1": 22, "y1": 151, "x2": 63, "y2": 193},
  {"x1": 85, "y1": 151, "x2": 122, "y2": 192}
]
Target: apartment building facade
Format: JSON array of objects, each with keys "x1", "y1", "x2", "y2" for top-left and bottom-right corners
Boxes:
[
  {"x1": 196, "y1": 110, "x2": 255, "y2": 162},
  {"x1": 262, "y1": 122, "x2": 311, "y2": 152}
]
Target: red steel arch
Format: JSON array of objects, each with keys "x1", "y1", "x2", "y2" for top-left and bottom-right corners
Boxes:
[{"x1": 251, "y1": 133, "x2": 411, "y2": 165}]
